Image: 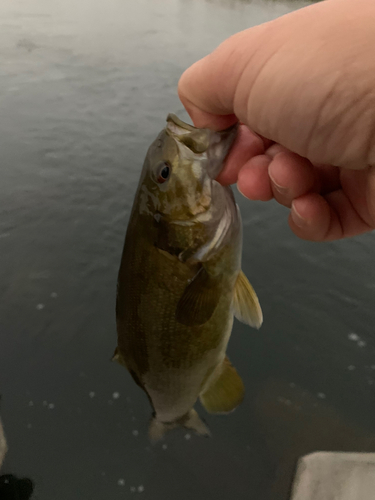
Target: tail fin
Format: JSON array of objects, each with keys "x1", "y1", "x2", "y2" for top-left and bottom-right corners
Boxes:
[{"x1": 148, "y1": 409, "x2": 210, "y2": 443}]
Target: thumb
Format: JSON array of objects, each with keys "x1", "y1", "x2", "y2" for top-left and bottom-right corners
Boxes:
[{"x1": 178, "y1": 27, "x2": 265, "y2": 131}]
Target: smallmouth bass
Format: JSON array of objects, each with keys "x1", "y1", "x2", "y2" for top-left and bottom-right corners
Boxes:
[{"x1": 114, "y1": 114, "x2": 262, "y2": 440}]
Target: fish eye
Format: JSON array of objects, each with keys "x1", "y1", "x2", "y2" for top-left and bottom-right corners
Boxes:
[{"x1": 155, "y1": 161, "x2": 171, "y2": 184}]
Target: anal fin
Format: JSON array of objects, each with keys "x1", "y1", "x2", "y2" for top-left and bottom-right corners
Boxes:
[{"x1": 200, "y1": 357, "x2": 245, "y2": 414}]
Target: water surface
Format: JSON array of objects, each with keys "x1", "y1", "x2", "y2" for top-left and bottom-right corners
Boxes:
[{"x1": 1, "y1": 0, "x2": 375, "y2": 499}]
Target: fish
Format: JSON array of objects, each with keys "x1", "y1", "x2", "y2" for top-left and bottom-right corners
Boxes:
[{"x1": 114, "y1": 113, "x2": 263, "y2": 441}]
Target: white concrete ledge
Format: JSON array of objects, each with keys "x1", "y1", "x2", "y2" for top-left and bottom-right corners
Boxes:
[{"x1": 291, "y1": 451, "x2": 375, "y2": 500}]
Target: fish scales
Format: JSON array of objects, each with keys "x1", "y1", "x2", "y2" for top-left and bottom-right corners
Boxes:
[{"x1": 115, "y1": 114, "x2": 263, "y2": 440}]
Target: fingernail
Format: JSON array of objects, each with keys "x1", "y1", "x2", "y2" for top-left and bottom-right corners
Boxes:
[
  {"x1": 291, "y1": 201, "x2": 307, "y2": 228},
  {"x1": 237, "y1": 184, "x2": 250, "y2": 199},
  {"x1": 269, "y1": 171, "x2": 288, "y2": 195},
  {"x1": 266, "y1": 144, "x2": 285, "y2": 159},
  {"x1": 272, "y1": 181, "x2": 288, "y2": 195}
]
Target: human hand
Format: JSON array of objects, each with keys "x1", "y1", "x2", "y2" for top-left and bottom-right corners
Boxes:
[{"x1": 178, "y1": 0, "x2": 375, "y2": 241}]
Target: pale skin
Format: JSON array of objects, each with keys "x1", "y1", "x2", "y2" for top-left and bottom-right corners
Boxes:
[{"x1": 178, "y1": 0, "x2": 375, "y2": 242}]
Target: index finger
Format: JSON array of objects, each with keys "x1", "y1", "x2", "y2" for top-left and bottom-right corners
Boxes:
[
  {"x1": 216, "y1": 124, "x2": 266, "y2": 185},
  {"x1": 178, "y1": 31, "x2": 254, "y2": 130}
]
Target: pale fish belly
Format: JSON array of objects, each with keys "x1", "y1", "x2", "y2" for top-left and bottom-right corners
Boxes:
[{"x1": 143, "y1": 315, "x2": 234, "y2": 423}]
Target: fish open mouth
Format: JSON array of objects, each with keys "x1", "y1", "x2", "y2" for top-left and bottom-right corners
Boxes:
[{"x1": 166, "y1": 113, "x2": 239, "y2": 180}]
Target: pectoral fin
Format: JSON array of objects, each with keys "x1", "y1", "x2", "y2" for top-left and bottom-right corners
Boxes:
[
  {"x1": 232, "y1": 270, "x2": 263, "y2": 329},
  {"x1": 176, "y1": 267, "x2": 221, "y2": 326},
  {"x1": 200, "y1": 357, "x2": 245, "y2": 414}
]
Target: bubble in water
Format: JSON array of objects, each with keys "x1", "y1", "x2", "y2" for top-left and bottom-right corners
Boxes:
[
  {"x1": 162, "y1": 444, "x2": 168, "y2": 450},
  {"x1": 112, "y1": 392, "x2": 120, "y2": 399},
  {"x1": 118, "y1": 479, "x2": 125, "y2": 486},
  {"x1": 51, "y1": 292, "x2": 58, "y2": 298},
  {"x1": 358, "y1": 340, "x2": 366, "y2": 348},
  {"x1": 348, "y1": 333, "x2": 360, "y2": 341},
  {"x1": 317, "y1": 393, "x2": 326, "y2": 399},
  {"x1": 184, "y1": 433, "x2": 191, "y2": 440},
  {"x1": 132, "y1": 430, "x2": 139, "y2": 437},
  {"x1": 27, "y1": 423, "x2": 32, "y2": 429},
  {"x1": 130, "y1": 486, "x2": 136, "y2": 493},
  {"x1": 277, "y1": 397, "x2": 291, "y2": 405},
  {"x1": 348, "y1": 365, "x2": 356, "y2": 371},
  {"x1": 138, "y1": 485, "x2": 144, "y2": 493},
  {"x1": 48, "y1": 403, "x2": 55, "y2": 409},
  {"x1": 89, "y1": 391, "x2": 95, "y2": 398},
  {"x1": 28, "y1": 401, "x2": 34, "y2": 407},
  {"x1": 36, "y1": 304, "x2": 45, "y2": 310}
]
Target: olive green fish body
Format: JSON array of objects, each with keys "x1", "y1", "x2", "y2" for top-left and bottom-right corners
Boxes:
[
  {"x1": 117, "y1": 197, "x2": 240, "y2": 421},
  {"x1": 115, "y1": 115, "x2": 262, "y2": 439}
]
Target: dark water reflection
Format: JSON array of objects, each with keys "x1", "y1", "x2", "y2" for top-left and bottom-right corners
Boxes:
[{"x1": 1, "y1": 0, "x2": 374, "y2": 498}]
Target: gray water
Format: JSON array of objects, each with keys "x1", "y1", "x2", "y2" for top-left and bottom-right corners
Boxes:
[{"x1": 1, "y1": 0, "x2": 375, "y2": 498}]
